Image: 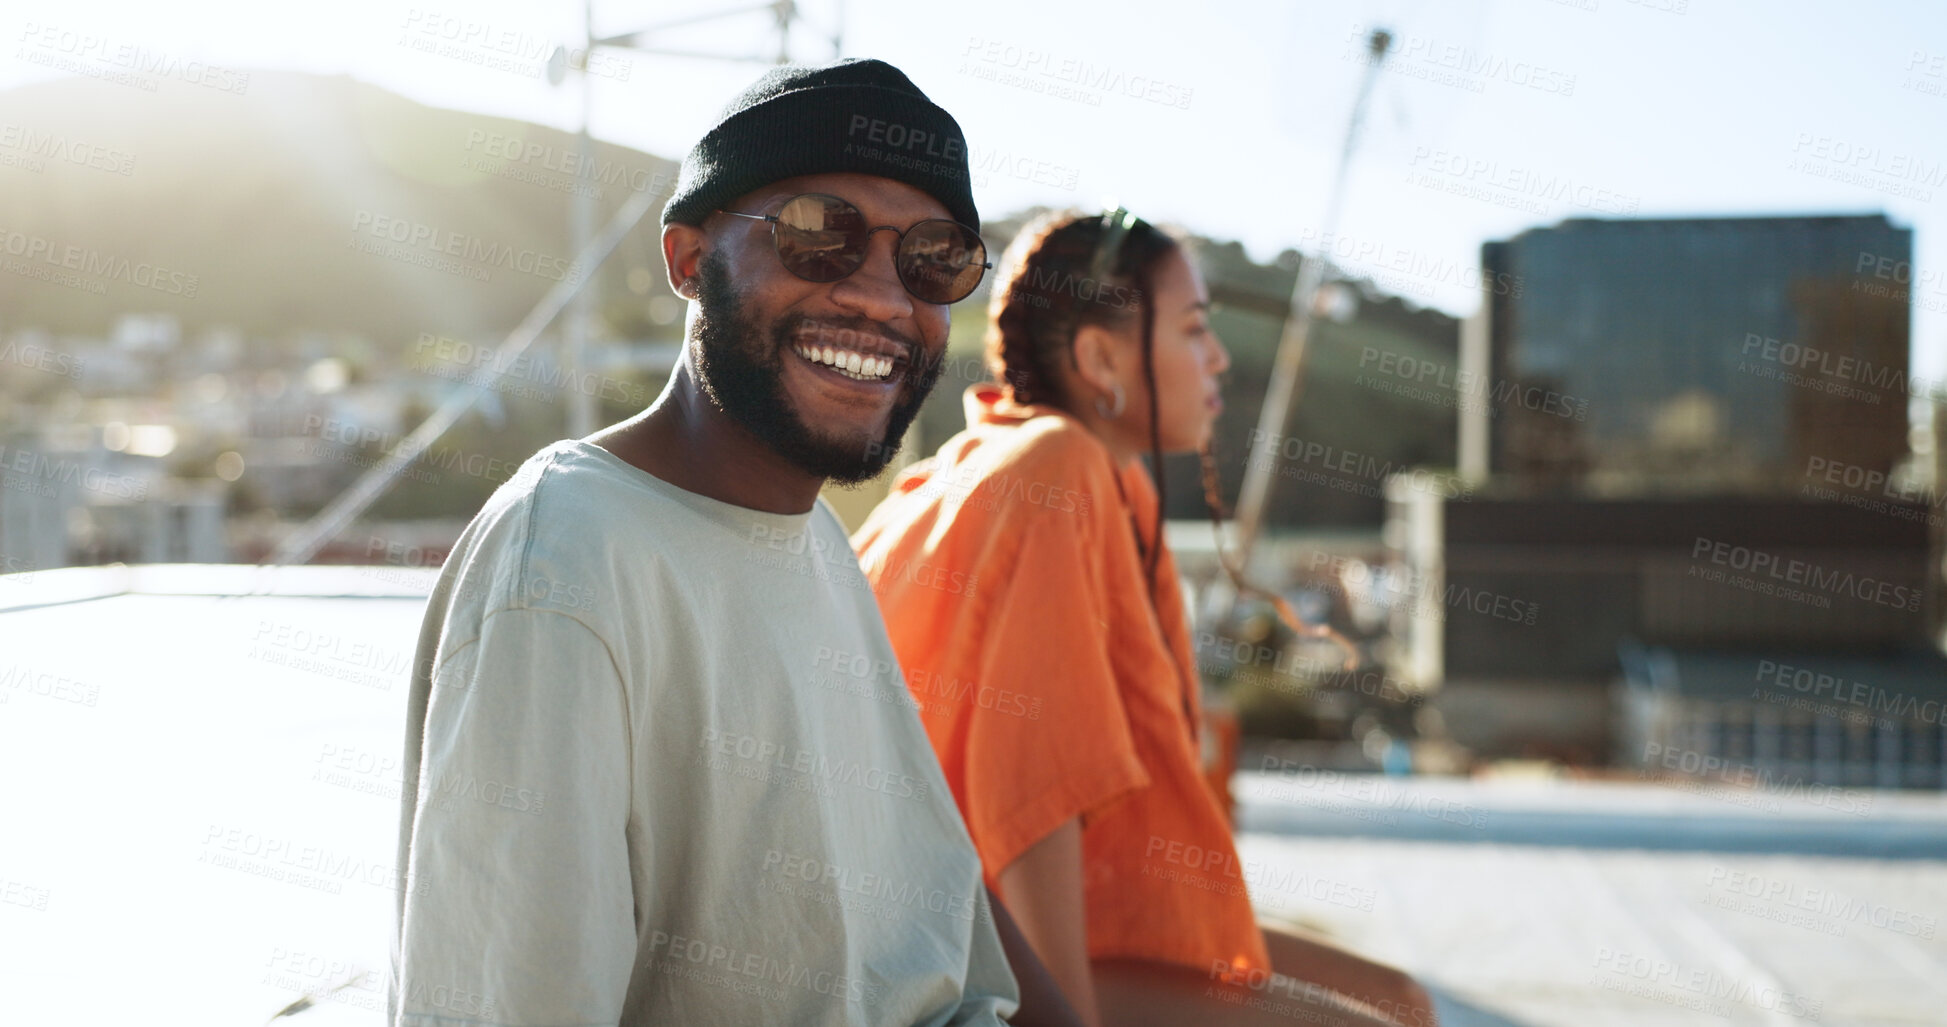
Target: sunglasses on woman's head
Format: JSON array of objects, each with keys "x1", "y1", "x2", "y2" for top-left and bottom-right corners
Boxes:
[
  {"x1": 1089, "y1": 204, "x2": 1139, "y2": 285},
  {"x1": 717, "y1": 193, "x2": 992, "y2": 305}
]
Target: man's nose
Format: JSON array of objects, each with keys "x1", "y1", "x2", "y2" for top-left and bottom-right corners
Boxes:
[{"x1": 828, "y1": 226, "x2": 915, "y2": 322}]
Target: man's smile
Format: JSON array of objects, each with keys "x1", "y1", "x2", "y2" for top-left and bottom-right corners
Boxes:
[
  {"x1": 791, "y1": 341, "x2": 897, "y2": 382},
  {"x1": 779, "y1": 320, "x2": 918, "y2": 402}
]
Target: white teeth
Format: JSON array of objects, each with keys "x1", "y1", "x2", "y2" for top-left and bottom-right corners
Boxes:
[{"x1": 795, "y1": 343, "x2": 894, "y2": 381}]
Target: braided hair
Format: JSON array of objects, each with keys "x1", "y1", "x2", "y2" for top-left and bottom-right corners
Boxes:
[{"x1": 983, "y1": 210, "x2": 1178, "y2": 580}]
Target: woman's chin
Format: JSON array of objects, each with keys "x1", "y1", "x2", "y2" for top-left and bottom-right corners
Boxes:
[{"x1": 1160, "y1": 428, "x2": 1214, "y2": 455}]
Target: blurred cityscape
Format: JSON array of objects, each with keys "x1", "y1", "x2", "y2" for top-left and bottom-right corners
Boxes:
[{"x1": 4, "y1": 71, "x2": 1945, "y2": 798}]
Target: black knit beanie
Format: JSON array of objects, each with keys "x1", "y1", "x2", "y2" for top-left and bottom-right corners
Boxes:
[{"x1": 662, "y1": 58, "x2": 979, "y2": 232}]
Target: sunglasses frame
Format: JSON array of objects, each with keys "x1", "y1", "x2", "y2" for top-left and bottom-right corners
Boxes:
[{"x1": 717, "y1": 193, "x2": 993, "y2": 304}]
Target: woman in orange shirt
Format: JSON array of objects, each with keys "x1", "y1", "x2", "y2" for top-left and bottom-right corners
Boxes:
[{"x1": 854, "y1": 210, "x2": 1436, "y2": 1027}]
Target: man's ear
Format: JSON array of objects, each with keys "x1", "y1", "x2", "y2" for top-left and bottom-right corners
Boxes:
[
  {"x1": 663, "y1": 222, "x2": 707, "y2": 298},
  {"x1": 1070, "y1": 322, "x2": 1127, "y2": 397}
]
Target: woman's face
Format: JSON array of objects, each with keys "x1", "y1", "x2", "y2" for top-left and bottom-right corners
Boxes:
[{"x1": 1130, "y1": 249, "x2": 1230, "y2": 453}]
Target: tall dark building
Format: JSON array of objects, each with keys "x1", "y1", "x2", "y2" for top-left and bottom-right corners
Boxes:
[
  {"x1": 1382, "y1": 214, "x2": 1942, "y2": 784},
  {"x1": 1463, "y1": 215, "x2": 1913, "y2": 493}
]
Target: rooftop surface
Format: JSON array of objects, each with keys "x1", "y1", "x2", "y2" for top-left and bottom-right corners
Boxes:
[{"x1": 1, "y1": 567, "x2": 1942, "y2": 1025}]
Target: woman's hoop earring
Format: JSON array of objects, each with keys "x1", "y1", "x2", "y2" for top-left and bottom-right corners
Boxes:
[{"x1": 1095, "y1": 383, "x2": 1126, "y2": 419}]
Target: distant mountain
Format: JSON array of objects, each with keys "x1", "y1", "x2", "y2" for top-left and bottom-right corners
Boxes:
[
  {"x1": 0, "y1": 70, "x2": 1462, "y2": 530},
  {"x1": 0, "y1": 70, "x2": 679, "y2": 343}
]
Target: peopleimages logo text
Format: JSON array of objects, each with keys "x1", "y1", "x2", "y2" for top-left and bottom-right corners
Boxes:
[
  {"x1": 1691, "y1": 537, "x2": 1921, "y2": 612},
  {"x1": 348, "y1": 211, "x2": 582, "y2": 284},
  {"x1": 0, "y1": 227, "x2": 198, "y2": 296},
  {"x1": 1741, "y1": 332, "x2": 1933, "y2": 400}
]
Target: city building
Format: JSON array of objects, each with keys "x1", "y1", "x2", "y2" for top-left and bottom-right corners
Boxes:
[
  {"x1": 1386, "y1": 213, "x2": 1941, "y2": 783},
  {"x1": 1461, "y1": 215, "x2": 1914, "y2": 494},
  {"x1": 1384, "y1": 486, "x2": 1936, "y2": 775}
]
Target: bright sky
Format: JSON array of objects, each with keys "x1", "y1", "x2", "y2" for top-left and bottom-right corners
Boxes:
[{"x1": 9, "y1": 0, "x2": 1947, "y2": 382}]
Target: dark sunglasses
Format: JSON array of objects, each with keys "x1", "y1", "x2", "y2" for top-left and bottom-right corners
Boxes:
[{"x1": 717, "y1": 192, "x2": 992, "y2": 304}]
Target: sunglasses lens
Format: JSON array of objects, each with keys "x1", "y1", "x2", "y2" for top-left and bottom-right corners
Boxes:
[
  {"x1": 771, "y1": 194, "x2": 866, "y2": 282},
  {"x1": 898, "y1": 221, "x2": 988, "y2": 303}
]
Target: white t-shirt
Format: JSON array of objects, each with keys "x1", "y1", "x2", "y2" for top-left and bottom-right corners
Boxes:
[{"x1": 389, "y1": 440, "x2": 1020, "y2": 1026}]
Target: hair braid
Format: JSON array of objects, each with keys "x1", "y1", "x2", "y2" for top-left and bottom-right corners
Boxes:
[
  {"x1": 1198, "y1": 439, "x2": 1360, "y2": 670},
  {"x1": 983, "y1": 211, "x2": 1179, "y2": 577},
  {"x1": 1135, "y1": 259, "x2": 1165, "y2": 584},
  {"x1": 987, "y1": 259, "x2": 1060, "y2": 405}
]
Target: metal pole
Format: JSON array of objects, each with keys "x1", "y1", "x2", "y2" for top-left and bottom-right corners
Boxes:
[
  {"x1": 563, "y1": 0, "x2": 833, "y2": 444},
  {"x1": 266, "y1": 182, "x2": 665, "y2": 567},
  {"x1": 1229, "y1": 27, "x2": 1391, "y2": 563},
  {"x1": 566, "y1": 0, "x2": 598, "y2": 439}
]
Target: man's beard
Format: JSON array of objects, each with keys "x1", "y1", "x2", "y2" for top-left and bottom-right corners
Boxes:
[{"x1": 688, "y1": 251, "x2": 941, "y2": 485}]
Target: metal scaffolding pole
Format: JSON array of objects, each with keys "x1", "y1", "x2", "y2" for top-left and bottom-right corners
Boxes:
[
  {"x1": 1228, "y1": 27, "x2": 1393, "y2": 568},
  {"x1": 565, "y1": 0, "x2": 599, "y2": 440},
  {"x1": 266, "y1": 183, "x2": 664, "y2": 567}
]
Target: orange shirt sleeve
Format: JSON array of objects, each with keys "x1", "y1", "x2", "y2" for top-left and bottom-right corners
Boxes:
[{"x1": 959, "y1": 484, "x2": 1152, "y2": 881}]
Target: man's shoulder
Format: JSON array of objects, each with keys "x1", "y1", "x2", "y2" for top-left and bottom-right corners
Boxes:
[{"x1": 439, "y1": 442, "x2": 665, "y2": 620}]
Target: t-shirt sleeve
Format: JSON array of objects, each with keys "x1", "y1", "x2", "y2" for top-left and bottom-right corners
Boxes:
[
  {"x1": 965, "y1": 508, "x2": 1151, "y2": 879},
  {"x1": 395, "y1": 606, "x2": 635, "y2": 1026}
]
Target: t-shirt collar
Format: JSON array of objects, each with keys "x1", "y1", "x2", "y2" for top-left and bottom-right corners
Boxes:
[{"x1": 564, "y1": 439, "x2": 816, "y2": 540}]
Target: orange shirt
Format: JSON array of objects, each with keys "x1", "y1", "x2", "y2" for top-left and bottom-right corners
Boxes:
[{"x1": 854, "y1": 384, "x2": 1270, "y2": 975}]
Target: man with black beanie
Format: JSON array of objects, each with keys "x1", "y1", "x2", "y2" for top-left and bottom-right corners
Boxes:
[{"x1": 390, "y1": 59, "x2": 1077, "y2": 1025}]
